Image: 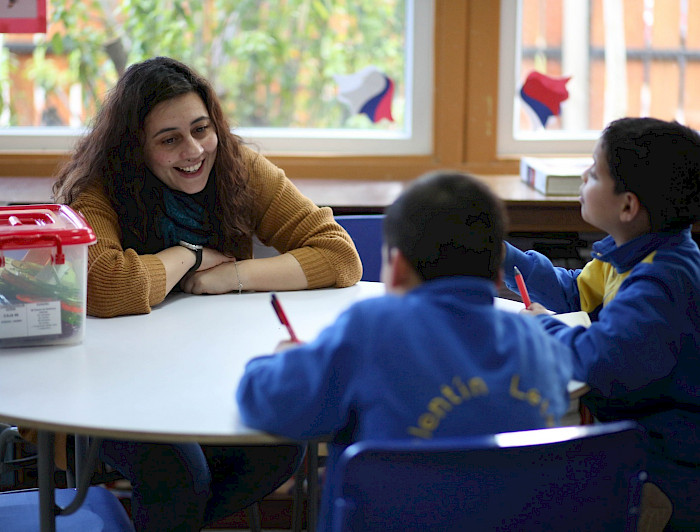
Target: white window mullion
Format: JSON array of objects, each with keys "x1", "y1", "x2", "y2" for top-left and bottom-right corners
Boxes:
[
  {"x1": 0, "y1": 35, "x2": 9, "y2": 127},
  {"x1": 69, "y1": 84, "x2": 82, "y2": 128},
  {"x1": 34, "y1": 85, "x2": 46, "y2": 127}
]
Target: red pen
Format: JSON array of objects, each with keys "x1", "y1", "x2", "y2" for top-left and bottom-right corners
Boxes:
[
  {"x1": 513, "y1": 266, "x2": 532, "y2": 308},
  {"x1": 270, "y1": 293, "x2": 300, "y2": 343}
]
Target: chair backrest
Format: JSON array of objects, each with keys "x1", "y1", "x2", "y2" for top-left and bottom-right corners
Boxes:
[
  {"x1": 0, "y1": 486, "x2": 135, "y2": 531},
  {"x1": 335, "y1": 215, "x2": 384, "y2": 282},
  {"x1": 1, "y1": 426, "x2": 134, "y2": 531},
  {"x1": 330, "y1": 421, "x2": 647, "y2": 532},
  {"x1": 0, "y1": 425, "x2": 37, "y2": 489}
]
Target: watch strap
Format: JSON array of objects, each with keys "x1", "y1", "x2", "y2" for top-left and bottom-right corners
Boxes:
[{"x1": 179, "y1": 241, "x2": 203, "y2": 274}]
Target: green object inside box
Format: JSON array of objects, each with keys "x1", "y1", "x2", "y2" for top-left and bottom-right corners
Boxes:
[{"x1": 0, "y1": 257, "x2": 83, "y2": 345}]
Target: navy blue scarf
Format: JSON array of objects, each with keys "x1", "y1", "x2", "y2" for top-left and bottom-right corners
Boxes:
[{"x1": 121, "y1": 168, "x2": 217, "y2": 254}]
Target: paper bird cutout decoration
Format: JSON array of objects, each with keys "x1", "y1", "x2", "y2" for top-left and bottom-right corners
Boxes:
[
  {"x1": 520, "y1": 71, "x2": 571, "y2": 127},
  {"x1": 334, "y1": 66, "x2": 394, "y2": 123}
]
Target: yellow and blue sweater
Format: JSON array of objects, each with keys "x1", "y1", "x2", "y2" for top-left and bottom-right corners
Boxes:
[{"x1": 504, "y1": 227, "x2": 700, "y2": 502}]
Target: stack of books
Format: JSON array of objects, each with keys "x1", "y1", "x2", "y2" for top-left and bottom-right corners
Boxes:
[{"x1": 519, "y1": 157, "x2": 592, "y2": 196}]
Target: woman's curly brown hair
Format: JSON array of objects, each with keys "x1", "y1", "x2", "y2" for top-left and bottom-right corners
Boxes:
[{"x1": 53, "y1": 56, "x2": 255, "y2": 255}]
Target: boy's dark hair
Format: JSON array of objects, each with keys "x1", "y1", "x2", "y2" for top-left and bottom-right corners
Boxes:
[
  {"x1": 602, "y1": 117, "x2": 700, "y2": 231},
  {"x1": 383, "y1": 171, "x2": 507, "y2": 282}
]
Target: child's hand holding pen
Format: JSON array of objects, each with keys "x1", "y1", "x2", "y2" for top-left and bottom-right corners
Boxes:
[
  {"x1": 274, "y1": 339, "x2": 302, "y2": 353},
  {"x1": 520, "y1": 301, "x2": 552, "y2": 316},
  {"x1": 513, "y1": 266, "x2": 554, "y2": 316}
]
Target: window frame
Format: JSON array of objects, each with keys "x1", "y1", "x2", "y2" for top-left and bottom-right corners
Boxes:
[
  {"x1": 0, "y1": 1, "x2": 434, "y2": 157},
  {"x1": 496, "y1": 0, "x2": 598, "y2": 157},
  {"x1": 0, "y1": 3, "x2": 520, "y2": 180}
]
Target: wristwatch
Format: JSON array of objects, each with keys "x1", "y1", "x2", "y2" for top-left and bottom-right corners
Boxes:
[{"x1": 179, "y1": 240, "x2": 203, "y2": 274}]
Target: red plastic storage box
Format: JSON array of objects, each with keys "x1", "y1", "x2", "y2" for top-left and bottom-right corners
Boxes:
[{"x1": 0, "y1": 205, "x2": 96, "y2": 347}]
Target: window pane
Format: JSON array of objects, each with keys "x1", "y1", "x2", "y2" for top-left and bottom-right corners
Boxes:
[
  {"x1": 498, "y1": 0, "x2": 700, "y2": 155},
  {"x1": 0, "y1": 0, "x2": 433, "y2": 155}
]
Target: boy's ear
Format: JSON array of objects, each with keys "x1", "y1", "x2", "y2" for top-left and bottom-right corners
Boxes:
[
  {"x1": 387, "y1": 248, "x2": 421, "y2": 292},
  {"x1": 495, "y1": 268, "x2": 504, "y2": 289},
  {"x1": 619, "y1": 191, "x2": 643, "y2": 222}
]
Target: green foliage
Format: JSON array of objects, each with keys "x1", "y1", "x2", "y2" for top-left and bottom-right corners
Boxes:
[{"x1": 20, "y1": 0, "x2": 406, "y2": 129}]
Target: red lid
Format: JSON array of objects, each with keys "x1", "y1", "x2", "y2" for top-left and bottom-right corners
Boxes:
[{"x1": 0, "y1": 204, "x2": 96, "y2": 249}]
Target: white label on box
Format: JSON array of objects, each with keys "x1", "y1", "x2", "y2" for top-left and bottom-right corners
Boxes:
[
  {"x1": 0, "y1": 301, "x2": 62, "y2": 339},
  {"x1": 0, "y1": 306, "x2": 26, "y2": 338}
]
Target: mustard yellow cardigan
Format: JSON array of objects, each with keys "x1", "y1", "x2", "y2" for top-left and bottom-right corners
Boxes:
[
  {"x1": 76, "y1": 145, "x2": 361, "y2": 317},
  {"x1": 21, "y1": 146, "x2": 362, "y2": 466}
]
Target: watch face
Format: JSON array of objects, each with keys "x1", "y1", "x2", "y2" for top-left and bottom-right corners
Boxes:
[{"x1": 179, "y1": 240, "x2": 202, "y2": 251}]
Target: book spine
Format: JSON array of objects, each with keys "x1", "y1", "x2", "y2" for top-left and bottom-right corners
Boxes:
[
  {"x1": 522, "y1": 161, "x2": 583, "y2": 195},
  {"x1": 519, "y1": 158, "x2": 529, "y2": 183},
  {"x1": 521, "y1": 159, "x2": 549, "y2": 193},
  {"x1": 519, "y1": 159, "x2": 536, "y2": 187}
]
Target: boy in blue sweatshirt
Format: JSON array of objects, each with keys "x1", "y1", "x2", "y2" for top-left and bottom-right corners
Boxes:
[
  {"x1": 237, "y1": 171, "x2": 573, "y2": 530},
  {"x1": 503, "y1": 118, "x2": 700, "y2": 530}
]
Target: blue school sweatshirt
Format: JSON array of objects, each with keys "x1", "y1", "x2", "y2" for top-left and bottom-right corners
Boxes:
[
  {"x1": 504, "y1": 227, "x2": 700, "y2": 524},
  {"x1": 237, "y1": 276, "x2": 573, "y2": 530}
]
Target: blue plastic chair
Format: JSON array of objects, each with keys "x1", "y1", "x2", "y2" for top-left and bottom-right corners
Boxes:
[
  {"x1": 330, "y1": 421, "x2": 647, "y2": 532},
  {"x1": 0, "y1": 486, "x2": 135, "y2": 531},
  {"x1": 0, "y1": 426, "x2": 134, "y2": 531},
  {"x1": 335, "y1": 215, "x2": 384, "y2": 282}
]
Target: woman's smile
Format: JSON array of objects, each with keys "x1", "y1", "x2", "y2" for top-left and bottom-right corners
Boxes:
[{"x1": 142, "y1": 92, "x2": 218, "y2": 194}]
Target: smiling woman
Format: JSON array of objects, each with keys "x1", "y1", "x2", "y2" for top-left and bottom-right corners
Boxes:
[
  {"x1": 40, "y1": 55, "x2": 362, "y2": 532},
  {"x1": 52, "y1": 56, "x2": 361, "y2": 317}
]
